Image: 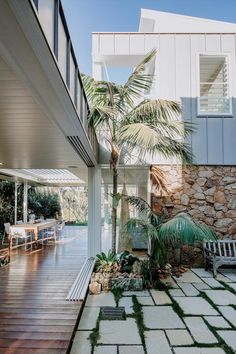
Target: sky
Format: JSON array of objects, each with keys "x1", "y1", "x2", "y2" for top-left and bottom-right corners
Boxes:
[{"x1": 61, "y1": 0, "x2": 236, "y2": 81}]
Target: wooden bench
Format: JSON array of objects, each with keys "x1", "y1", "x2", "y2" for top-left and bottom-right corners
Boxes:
[{"x1": 203, "y1": 240, "x2": 236, "y2": 277}]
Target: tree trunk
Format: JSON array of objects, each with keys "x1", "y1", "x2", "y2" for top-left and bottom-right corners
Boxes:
[{"x1": 112, "y1": 166, "x2": 118, "y2": 253}]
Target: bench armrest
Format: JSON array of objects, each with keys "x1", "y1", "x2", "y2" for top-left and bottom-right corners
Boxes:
[{"x1": 204, "y1": 245, "x2": 217, "y2": 257}]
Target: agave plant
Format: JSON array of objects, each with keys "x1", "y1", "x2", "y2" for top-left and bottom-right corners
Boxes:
[{"x1": 95, "y1": 250, "x2": 117, "y2": 273}]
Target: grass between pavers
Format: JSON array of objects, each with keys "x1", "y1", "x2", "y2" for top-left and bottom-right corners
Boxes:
[
  {"x1": 111, "y1": 288, "x2": 123, "y2": 306},
  {"x1": 131, "y1": 295, "x2": 147, "y2": 353},
  {"x1": 219, "y1": 280, "x2": 236, "y2": 295},
  {"x1": 89, "y1": 310, "x2": 102, "y2": 350}
]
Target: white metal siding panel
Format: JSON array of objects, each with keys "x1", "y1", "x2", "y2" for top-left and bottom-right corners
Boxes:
[
  {"x1": 144, "y1": 34, "x2": 159, "y2": 52},
  {"x1": 158, "y1": 35, "x2": 175, "y2": 99},
  {"x1": 190, "y1": 35, "x2": 208, "y2": 164},
  {"x1": 130, "y1": 34, "x2": 145, "y2": 54},
  {"x1": 99, "y1": 34, "x2": 114, "y2": 54},
  {"x1": 115, "y1": 34, "x2": 129, "y2": 54},
  {"x1": 221, "y1": 34, "x2": 236, "y2": 164},
  {"x1": 205, "y1": 34, "x2": 223, "y2": 164}
]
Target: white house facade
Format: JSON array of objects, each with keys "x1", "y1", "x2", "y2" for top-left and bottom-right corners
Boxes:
[{"x1": 92, "y1": 10, "x2": 236, "y2": 237}]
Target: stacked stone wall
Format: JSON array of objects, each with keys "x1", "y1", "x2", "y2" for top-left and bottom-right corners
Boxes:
[{"x1": 152, "y1": 165, "x2": 236, "y2": 237}]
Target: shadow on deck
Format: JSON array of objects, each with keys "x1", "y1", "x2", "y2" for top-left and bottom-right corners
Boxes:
[{"x1": 0, "y1": 226, "x2": 87, "y2": 354}]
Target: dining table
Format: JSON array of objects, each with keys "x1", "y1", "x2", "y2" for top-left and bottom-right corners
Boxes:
[{"x1": 9, "y1": 220, "x2": 57, "y2": 241}]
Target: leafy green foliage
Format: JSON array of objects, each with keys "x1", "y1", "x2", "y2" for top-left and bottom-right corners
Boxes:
[
  {"x1": 117, "y1": 250, "x2": 138, "y2": 273},
  {"x1": 95, "y1": 250, "x2": 117, "y2": 273},
  {"x1": 28, "y1": 190, "x2": 61, "y2": 219}
]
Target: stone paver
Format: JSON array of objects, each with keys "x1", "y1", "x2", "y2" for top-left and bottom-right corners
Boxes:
[
  {"x1": 145, "y1": 330, "x2": 172, "y2": 354},
  {"x1": 119, "y1": 297, "x2": 134, "y2": 314},
  {"x1": 218, "y1": 305, "x2": 236, "y2": 327},
  {"x1": 178, "y1": 283, "x2": 199, "y2": 296},
  {"x1": 217, "y1": 330, "x2": 236, "y2": 351},
  {"x1": 203, "y1": 277, "x2": 224, "y2": 288},
  {"x1": 137, "y1": 296, "x2": 154, "y2": 305},
  {"x1": 70, "y1": 331, "x2": 92, "y2": 354},
  {"x1": 219, "y1": 270, "x2": 236, "y2": 282},
  {"x1": 227, "y1": 282, "x2": 236, "y2": 291},
  {"x1": 150, "y1": 290, "x2": 172, "y2": 305},
  {"x1": 161, "y1": 276, "x2": 179, "y2": 288},
  {"x1": 169, "y1": 289, "x2": 185, "y2": 297},
  {"x1": 192, "y1": 282, "x2": 210, "y2": 290},
  {"x1": 204, "y1": 289, "x2": 236, "y2": 305},
  {"x1": 143, "y1": 306, "x2": 185, "y2": 329},
  {"x1": 174, "y1": 348, "x2": 225, "y2": 354},
  {"x1": 98, "y1": 318, "x2": 141, "y2": 345},
  {"x1": 204, "y1": 315, "x2": 231, "y2": 328},
  {"x1": 174, "y1": 296, "x2": 218, "y2": 315},
  {"x1": 174, "y1": 271, "x2": 203, "y2": 283},
  {"x1": 191, "y1": 268, "x2": 213, "y2": 278},
  {"x1": 86, "y1": 292, "x2": 116, "y2": 307},
  {"x1": 78, "y1": 307, "x2": 100, "y2": 329},
  {"x1": 184, "y1": 317, "x2": 218, "y2": 344},
  {"x1": 94, "y1": 346, "x2": 117, "y2": 354},
  {"x1": 119, "y1": 345, "x2": 145, "y2": 354},
  {"x1": 166, "y1": 329, "x2": 193, "y2": 345},
  {"x1": 123, "y1": 290, "x2": 150, "y2": 297}
]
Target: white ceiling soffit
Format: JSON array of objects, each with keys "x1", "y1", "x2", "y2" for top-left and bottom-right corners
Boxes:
[
  {"x1": 0, "y1": 169, "x2": 85, "y2": 186},
  {"x1": 139, "y1": 9, "x2": 236, "y2": 33}
]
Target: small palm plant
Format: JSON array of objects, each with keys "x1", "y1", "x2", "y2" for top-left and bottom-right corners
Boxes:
[{"x1": 125, "y1": 195, "x2": 217, "y2": 266}]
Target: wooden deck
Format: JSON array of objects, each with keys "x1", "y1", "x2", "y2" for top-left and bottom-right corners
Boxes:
[{"x1": 0, "y1": 227, "x2": 88, "y2": 354}]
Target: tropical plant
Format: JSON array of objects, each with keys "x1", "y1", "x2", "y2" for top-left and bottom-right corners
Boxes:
[
  {"x1": 82, "y1": 49, "x2": 194, "y2": 253},
  {"x1": 95, "y1": 250, "x2": 117, "y2": 273},
  {"x1": 117, "y1": 250, "x2": 138, "y2": 273},
  {"x1": 126, "y1": 195, "x2": 217, "y2": 266},
  {"x1": 28, "y1": 190, "x2": 61, "y2": 219}
]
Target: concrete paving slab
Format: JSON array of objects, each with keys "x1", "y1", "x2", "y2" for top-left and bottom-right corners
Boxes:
[
  {"x1": 218, "y1": 270, "x2": 236, "y2": 282},
  {"x1": 166, "y1": 329, "x2": 193, "y2": 345},
  {"x1": 191, "y1": 268, "x2": 213, "y2": 278},
  {"x1": 203, "y1": 278, "x2": 224, "y2": 288},
  {"x1": 94, "y1": 346, "x2": 117, "y2": 354},
  {"x1": 174, "y1": 271, "x2": 203, "y2": 283},
  {"x1": 99, "y1": 318, "x2": 141, "y2": 345},
  {"x1": 119, "y1": 297, "x2": 133, "y2": 314},
  {"x1": 174, "y1": 348, "x2": 225, "y2": 354},
  {"x1": 150, "y1": 290, "x2": 172, "y2": 305},
  {"x1": 204, "y1": 315, "x2": 231, "y2": 328},
  {"x1": 227, "y1": 283, "x2": 236, "y2": 291},
  {"x1": 86, "y1": 292, "x2": 116, "y2": 307},
  {"x1": 178, "y1": 283, "x2": 199, "y2": 296},
  {"x1": 217, "y1": 330, "x2": 236, "y2": 351},
  {"x1": 204, "y1": 290, "x2": 236, "y2": 305},
  {"x1": 184, "y1": 317, "x2": 218, "y2": 344},
  {"x1": 143, "y1": 306, "x2": 185, "y2": 329},
  {"x1": 70, "y1": 331, "x2": 92, "y2": 354},
  {"x1": 218, "y1": 306, "x2": 236, "y2": 327},
  {"x1": 137, "y1": 296, "x2": 154, "y2": 305},
  {"x1": 192, "y1": 282, "x2": 210, "y2": 290},
  {"x1": 119, "y1": 345, "x2": 145, "y2": 354},
  {"x1": 78, "y1": 307, "x2": 100, "y2": 330},
  {"x1": 123, "y1": 290, "x2": 150, "y2": 297},
  {"x1": 169, "y1": 289, "x2": 185, "y2": 297},
  {"x1": 173, "y1": 296, "x2": 218, "y2": 316},
  {"x1": 145, "y1": 330, "x2": 172, "y2": 354}
]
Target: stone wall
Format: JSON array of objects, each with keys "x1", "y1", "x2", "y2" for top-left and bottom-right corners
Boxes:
[{"x1": 151, "y1": 165, "x2": 236, "y2": 238}]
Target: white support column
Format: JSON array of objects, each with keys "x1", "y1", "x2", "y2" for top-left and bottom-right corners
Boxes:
[
  {"x1": 92, "y1": 62, "x2": 103, "y2": 80},
  {"x1": 23, "y1": 182, "x2": 28, "y2": 223},
  {"x1": 14, "y1": 182, "x2": 18, "y2": 224},
  {"x1": 104, "y1": 184, "x2": 109, "y2": 230},
  {"x1": 88, "y1": 166, "x2": 101, "y2": 257},
  {"x1": 147, "y1": 169, "x2": 151, "y2": 205}
]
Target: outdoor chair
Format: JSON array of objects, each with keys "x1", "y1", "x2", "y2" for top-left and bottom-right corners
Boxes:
[
  {"x1": 2, "y1": 222, "x2": 10, "y2": 246},
  {"x1": 11, "y1": 227, "x2": 34, "y2": 251}
]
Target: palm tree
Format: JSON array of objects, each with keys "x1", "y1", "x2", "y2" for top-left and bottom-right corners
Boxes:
[
  {"x1": 126, "y1": 195, "x2": 217, "y2": 266},
  {"x1": 82, "y1": 50, "x2": 194, "y2": 253}
]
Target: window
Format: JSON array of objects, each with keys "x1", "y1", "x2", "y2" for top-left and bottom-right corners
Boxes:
[
  {"x1": 38, "y1": 0, "x2": 55, "y2": 50},
  {"x1": 198, "y1": 54, "x2": 231, "y2": 116}
]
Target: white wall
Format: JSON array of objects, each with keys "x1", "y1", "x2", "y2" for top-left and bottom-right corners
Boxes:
[{"x1": 92, "y1": 33, "x2": 236, "y2": 165}]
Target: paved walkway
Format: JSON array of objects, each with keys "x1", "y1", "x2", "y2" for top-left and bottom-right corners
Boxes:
[{"x1": 71, "y1": 268, "x2": 236, "y2": 354}]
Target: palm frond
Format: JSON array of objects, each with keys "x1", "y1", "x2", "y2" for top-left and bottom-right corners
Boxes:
[
  {"x1": 120, "y1": 50, "x2": 156, "y2": 105},
  {"x1": 150, "y1": 165, "x2": 169, "y2": 195},
  {"x1": 158, "y1": 212, "x2": 217, "y2": 247},
  {"x1": 125, "y1": 217, "x2": 159, "y2": 240},
  {"x1": 120, "y1": 123, "x2": 193, "y2": 163}
]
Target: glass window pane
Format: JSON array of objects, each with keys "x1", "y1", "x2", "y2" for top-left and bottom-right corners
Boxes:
[
  {"x1": 77, "y1": 78, "x2": 81, "y2": 117},
  {"x1": 58, "y1": 15, "x2": 67, "y2": 82},
  {"x1": 199, "y1": 55, "x2": 230, "y2": 114},
  {"x1": 70, "y1": 53, "x2": 76, "y2": 102},
  {"x1": 38, "y1": 0, "x2": 54, "y2": 50}
]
